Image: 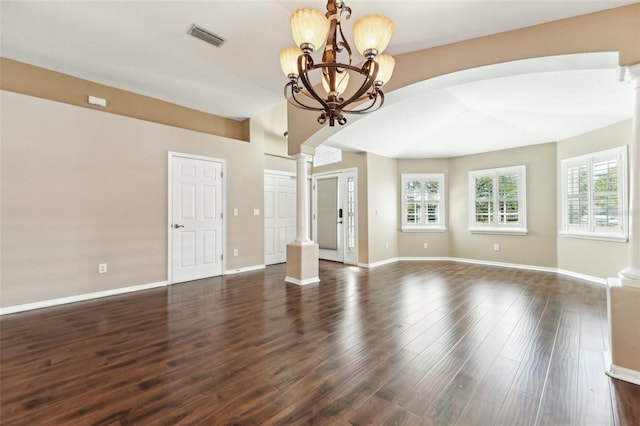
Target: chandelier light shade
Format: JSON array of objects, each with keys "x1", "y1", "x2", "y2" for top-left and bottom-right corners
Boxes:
[
  {"x1": 290, "y1": 8, "x2": 330, "y2": 51},
  {"x1": 374, "y1": 54, "x2": 395, "y2": 85},
  {"x1": 279, "y1": 46, "x2": 302, "y2": 77},
  {"x1": 353, "y1": 14, "x2": 394, "y2": 58},
  {"x1": 322, "y1": 71, "x2": 350, "y2": 95},
  {"x1": 280, "y1": 0, "x2": 395, "y2": 126}
]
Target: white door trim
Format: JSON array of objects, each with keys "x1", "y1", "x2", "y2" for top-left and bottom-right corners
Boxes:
[{"x1": 167, "y1": 151, "x2": 226, "y2": 284}]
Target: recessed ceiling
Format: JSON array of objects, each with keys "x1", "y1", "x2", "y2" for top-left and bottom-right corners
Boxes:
[
  {"x1": 325, "y1": 53, "x2": 634, "y2": 158},
  {"x1": 0, "y1": 1, "x2": 636, "y2": 157}
]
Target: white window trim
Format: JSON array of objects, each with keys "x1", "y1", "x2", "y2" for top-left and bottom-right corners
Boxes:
[
  {"x1": 468, "y1": 165, "x2": 527, "y2": 235},
  {"x1": 559, "y1": 146, "x2": 628, "y2": 243},
  {"x1": 401, "y1": 173, "x2": 446, "y2": 232}
]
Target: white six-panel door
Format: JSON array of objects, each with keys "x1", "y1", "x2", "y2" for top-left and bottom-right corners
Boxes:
[
  {"x1": 264, "y1": 172, "x2": 296, "y2": 265},
  {"x1": 169, "y1": 153, "x2": 224, "y2": 284}
]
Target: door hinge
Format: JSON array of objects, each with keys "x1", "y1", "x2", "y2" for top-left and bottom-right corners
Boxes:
[
  {"x1": 221, "y1": 171, "x2": 223, "y2": 178},
  {"x1": 221, "y1": 213, "x2": 224, "y2": 219},
  {"x1": 221, "y1": 254, "x2": 223, "y2": 260}
]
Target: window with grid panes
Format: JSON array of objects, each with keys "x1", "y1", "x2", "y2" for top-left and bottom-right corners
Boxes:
[
  {"x1": 401, "y1": 174, "x2": 445, "y2": 231},
  {"x1": 468, "y1": 165, "x2": 527, "y2": 234},
  {"x1": 560, "y1": 146, "x2": 627, "y2": 242}
]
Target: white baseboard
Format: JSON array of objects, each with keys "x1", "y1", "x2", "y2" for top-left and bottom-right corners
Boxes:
[
  {"x1": 1, "y1": 258, "x2": 607, "y2": 315},
  {"x1": 605, "y1": 352, "x2": 640, "y2": 386},
  {"x1": 225, "y1": 264, "x2": 266, "y2": 275},
  {"x1": 397, "y1": 256, "x2": 450, "y2": 262},
  {"x1": 358, "y1": 256, "x2": 606, "y2": 286},
  {"x1": 285, "y1": 276, "x2": 320, "y2": 286},
  {"x1": 357, "y1": 258, "x2": 399, "y2": 268},
  {"x1": 556, "y1": 268, "x2": 608, "y2": 286},
  {"x1": 0, "y1": 281, "x2": 168, "y2": 316}
]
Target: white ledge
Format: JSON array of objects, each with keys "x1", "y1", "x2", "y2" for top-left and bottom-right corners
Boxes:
[
  {"x1": 401, "y1": 227, "x2": 447, "y2": 233},
  {"x1": 468, "y1": 227, "x2": 527, "y2": 236},
  {"x1": 560, "y1": 231, "x2": 628, "y2": 243}
]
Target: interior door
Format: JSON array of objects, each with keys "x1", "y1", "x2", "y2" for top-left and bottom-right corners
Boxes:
[
  {"x1": 170, "y1": 154, "x2": 223, "y2": 284},
  {"x1": 313, "y1": 169, "x2": 357, "y2": 264},
  {"x1": 264, "y1": 172, "x2": 296, "y2": 265}
]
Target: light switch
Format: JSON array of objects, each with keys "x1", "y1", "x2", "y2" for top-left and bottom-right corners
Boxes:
[
  {"x1": 233, "y1": 208, "x2": 238, "y2": 216},
  {"x1": 253, "y1": 208, "x2": 260, "y2": 216}
]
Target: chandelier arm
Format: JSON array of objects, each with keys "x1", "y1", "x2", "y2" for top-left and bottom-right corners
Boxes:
[
  {"x1": 322, "y1": 14, "x2": 339, "y2": 64},
  {"x1": 310, "y1": 62, "x2": 362, "y2": 74},
  {"x1": 298, "y1": 55, "x2": 332, "y2": 111},
  {"x1": 335, "y1": 61, "x2": 379, "y2": 111},
  {"x1": 284, "y1": 82, "x2": 328, "y2": 112},
  {"x1": 336, "y1": 20, "x2": 353, "y2": 61},
  {"x1": 342, "y1": 91, "x2": 385, "y2": 114}
]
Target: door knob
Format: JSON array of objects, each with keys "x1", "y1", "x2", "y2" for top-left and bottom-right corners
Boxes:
[{"x1": 173, "y1": 224, "x2": 184, "y2": 229}]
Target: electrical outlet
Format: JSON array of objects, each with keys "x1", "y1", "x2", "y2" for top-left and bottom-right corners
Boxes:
[
  {"x1": 423, "y1": 243, "x2": 428, "y2": 249},
  {"x1": 98, "y1": 263, "x2": 108, "y2": 274},
  {"x1": 493, "y1": 244, "x2": 500, "y2": 251},
  {"x1": 233, "y1": 249, "x2": 239, "y2": 257},
  {"x1": 385, "y1": 242, "x2": 389, "y2": 249}
]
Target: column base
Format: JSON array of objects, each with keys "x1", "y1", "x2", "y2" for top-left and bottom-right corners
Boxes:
[
  {"x1": 285, "y1": 241, "x2": 320, "y2": 286},
  {"x1": 618, "y1": 267, "x2": 640, "y2": 286},
  {"x1": 606, "y1": 278, "x2": 640, "y2": 385}
]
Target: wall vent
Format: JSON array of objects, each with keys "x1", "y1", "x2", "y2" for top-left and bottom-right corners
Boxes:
[{"x1": 188, "y1": 24, "x2": 226, "y2": 48}]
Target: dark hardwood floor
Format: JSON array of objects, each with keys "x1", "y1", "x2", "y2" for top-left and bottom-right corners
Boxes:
[{"x1": 1, "y1": 261, "x2": 639, "y2": 425}]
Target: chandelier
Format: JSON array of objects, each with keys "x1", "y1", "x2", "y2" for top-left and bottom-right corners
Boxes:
[{"x1": 279, "y1": 0, "x2": 395, "y2": 126}]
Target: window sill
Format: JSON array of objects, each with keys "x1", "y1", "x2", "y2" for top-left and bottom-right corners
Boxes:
[
  {"x1": 559, "y1": 231, "x2": 628, "y2": 243},
  {"x1": 402, "y1": 226, "x2": 447, "y2": 233},
  {"x1": 468, "y1": 227, "x2": 527, "y2": 236}
]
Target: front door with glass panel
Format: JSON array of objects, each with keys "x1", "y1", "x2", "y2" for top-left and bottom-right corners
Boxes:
[{"x1": 313, "y1": 169, "x2": 357, "y2": 264}]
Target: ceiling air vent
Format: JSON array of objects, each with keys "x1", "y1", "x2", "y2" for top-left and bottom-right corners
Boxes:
[{"x1": 188, "y1": 24, "x2": 226, "y2": 48}]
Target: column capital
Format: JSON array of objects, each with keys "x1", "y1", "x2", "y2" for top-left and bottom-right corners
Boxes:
[
  {"x1": 625, "y1": 63, "x2": 640, "y2": 88},
  {"x1": 293, "y1": 153, "x2": 312, "y2": 162}
]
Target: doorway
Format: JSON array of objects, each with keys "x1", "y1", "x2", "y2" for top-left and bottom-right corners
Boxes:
[
  {"x1": 312, "y1": 169, "x2": 357, "y2": 264},
  {"x1": 168, "y1": 152, "x2": 225, "y2": 284},
  {"x1": 264, "y1": 171, "x2": 296, "y2": 265}
]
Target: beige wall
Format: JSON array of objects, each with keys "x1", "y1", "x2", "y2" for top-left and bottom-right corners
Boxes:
[
  {"x1": 556, "y1": 120, "x2": 631, "y2": 278},
  {"x1": 366, "y1": 153, "x2": 399, "y2": 264},
  {"x1": 3, "y1": 88, "x2": 629, "y2": 310},
  {"x1": 312, "y1": 151, "x2": 369, "y2": 264},
  {"x1": 392, "y1": 123, "x2": 631, "y2": 279},
  {"x1": 308, "y1": 121, "x2": 630, "y2": 278},
  {"x1": 1, "y1": 90, "x2": 265, "y2": 307},
  {"x1": 252, "y1": 101, "x2": 297, "y2": 174},
  {"x1": 397, "y1": 158, "x2": 450, "y2": 258},
  {"x1": 0, "y1": 58, "x2": 249, "y2": 142},
  {"x1": 447, "y1": 143, "x2": 558, "y2": 267}
]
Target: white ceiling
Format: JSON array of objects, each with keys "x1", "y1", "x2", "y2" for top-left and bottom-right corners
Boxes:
[
  {"x1": 1, "y1": 0, "x2": 636, "y2": 158},
  {"x1": 325, "y1": 53, "x2": 634, "y2": 158}
]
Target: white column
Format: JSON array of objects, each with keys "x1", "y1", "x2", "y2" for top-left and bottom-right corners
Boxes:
[
  {"x1": 620, "y1": 64, "x2": 640, "y2": 283},
  {"x1": 294, "y1": 153, "x2": 311, "y2": 243}
]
